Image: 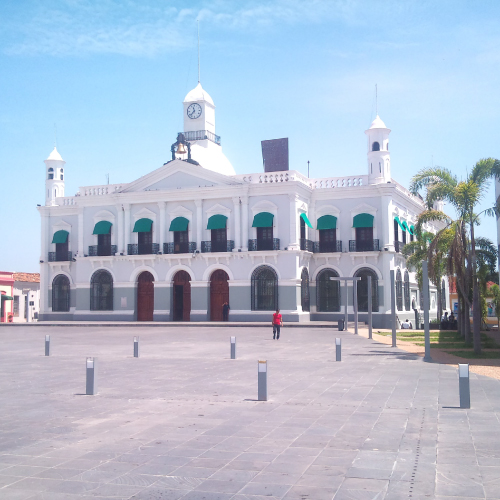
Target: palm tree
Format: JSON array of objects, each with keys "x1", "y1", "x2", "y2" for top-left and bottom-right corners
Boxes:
[{"x1": 410, "y1": 158, "x2": 498, "y2": 354}]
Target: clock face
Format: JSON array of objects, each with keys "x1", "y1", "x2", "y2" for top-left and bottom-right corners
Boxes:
[{"x1": 187, "y1": 103, "x2": 202, "y2": 119}]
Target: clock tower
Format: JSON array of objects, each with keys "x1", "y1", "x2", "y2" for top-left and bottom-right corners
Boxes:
[{"x1": 183, "y1": 82, "x2": 216, "y2": 135}]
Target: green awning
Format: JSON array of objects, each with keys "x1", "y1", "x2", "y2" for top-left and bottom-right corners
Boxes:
[
  {"x1": 93, "y1": 221, "x2": 112, "y2": 235},
  {"x1": 300, "y1": 213, "x2": 313, "y2": 228},
  {"x1": 317, "y1": 215, "x2": 337, "y2": 230},
  {"x1": 207, "y1": 214, "x2": 227, "y2": 230},
  {"x1": 402, "y1": 221, "x2": 411, "y2": 233},
  {"x1": 1, "y1": 295, "x2": 13, "y2": 301},
  {"x1": 252, "y1": 212, "x2": 274, "y2": 228},
  {"x1": 353, "y1": 213, "x2": 374, "y2": 228},
  {"x1": 169, "y1": 216, "x2": 189, "y2": 231},
  {"x1": 52, "y1": 230, "x2": 69, "y2": 244},
  {"x1": 394, "y1": 216, "x2": 406, "y2": 232},
  {"x1": 409, "y1": 225, "x2": 415, "y2": 235},
  {"x1": 133, "y1": 218, "x2": 153, "y2": 233}
]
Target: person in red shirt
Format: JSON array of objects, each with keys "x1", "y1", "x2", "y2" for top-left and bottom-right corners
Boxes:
[{"x1": 272, "y1": 309, "x2": 283, "y2": 340}]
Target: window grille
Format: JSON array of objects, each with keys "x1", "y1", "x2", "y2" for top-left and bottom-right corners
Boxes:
[
  {"x1": 251, "y1": 266, "x2": 278, "y2": 311},
  {"x1": 404, "y1": 270, "x2": 411, "y2": 311},
  {"x1": 301, "y1": 268, "x2": 310, "y2": 312},
  {"x1": 354, "y1": 268, "x2": 378, "y2": 312},
  {"x1": 52, "y1": 274, "x2": 70, "y2": 312},
  {"x1": 13, "y1": 296, "x2": 19, "y2": 316},
  {"x1": 396, "y1": 268, "x2": 403, "y2": 311},
  {"x1": 90, "y1": 270, "x2": 113, "y2": 311},
  {"x1": 316, "y1": 269, "x2": 341, "y2": 312}
]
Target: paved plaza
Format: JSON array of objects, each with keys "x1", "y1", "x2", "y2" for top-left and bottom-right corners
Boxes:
[{"x1": 0, "y1": 324, "x2": 500, "y2": 500}]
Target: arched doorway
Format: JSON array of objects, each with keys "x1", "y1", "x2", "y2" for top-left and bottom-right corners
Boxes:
[
  {"x1": 300, "y1": 268, "x2": 310, "y2": 312},
  {"x1": 210, "y1": 270, "x2": 229, "y2": 321},
  {"x1": 173, "y1": 271, "x2": 191, "y2": 321},
  {"x1": 354, "y1": 268, "x2": 378, "y2": 312},
  {"x1": 137, "y1": 271, "x2": 154, "y2": 321}
]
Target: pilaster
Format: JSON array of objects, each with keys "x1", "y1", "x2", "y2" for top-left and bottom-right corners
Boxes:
[
  {"x1": 233, "y1": 197, "x2": 241, "y2": 250},
  {"x1": 124, "y1": 203, "x2": 131, "y2": 254},
  {"x1": 195, "y1": 199, "x2": 203, "y2": 251}
]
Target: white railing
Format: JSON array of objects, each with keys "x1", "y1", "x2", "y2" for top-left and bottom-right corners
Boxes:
[
  {"x1": 233, "y1": 170, "x2": 368, "y2": 189},
  {"x1": 57, "y1": 197, "x2": 78, "y2": 206},
  {"x1": 80, "y1": 184, "x2": 123, "y2": 196}
]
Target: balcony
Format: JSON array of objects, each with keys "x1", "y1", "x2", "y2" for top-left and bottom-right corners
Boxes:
[
  {"x1": 394, "y1": 240, "x2": 405, "y2": 253},
  {"x1": 181, "y1": 130, "x2": 221, "y2": 145},
  {"x1": 201, "y1": 241, "x2": 235, "y2": 253},
  {"x1": 248, "y1": 238, "x2": 280, "y2": 251},
  {"x1": 88, "y1": 245, "x2": 117, "y2": 257},
  {"x1": 349, "y1": 240, "x2": 380, "y2": 252},
  {"x1": 313, "y1": 241, "x2": 342, "y2": 253},
  {"x1": 300, "y1": 239, "x2": 314, "y2": 252},
  {"x1": 163, "y1": 242, "x2": 197, "y2": 254},
  {"x1": 127, "y1": 243, "x2": 160, "y2": 255},
  {"x1": 48, "y1": 251, "x2": 73, "y2": 262}
]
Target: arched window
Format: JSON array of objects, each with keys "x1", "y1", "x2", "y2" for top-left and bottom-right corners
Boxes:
[
  {"x1": 396, "y1": 268, "x2": 403, "y2": 311},
  {"x1": 90, "y1": 270, "x2": 113, "y2": 311},
  {"x1": 441, "y1": 279, "x2": 446, "y2": 309},
  {"x1": 372, "y1": 142, "x2": 380, "y2": 151},
  {"x1": 251, "y1": 266, "x2": 278, "y2": 311},
  {"x1": 317, "y1": 269, "x2": 341, "y2": 312},
  {"x1": 354, "y1": 268, "x2": 378, "y2": 312},
  {"x1": 52, "y1": 275, "x2": 70, "y2": 312},
  {"x1": 404, "y1": 270, "x2": 410, "y2": 311},
  {"x1": 301, "y1": 268, "x2": 310, "y2": 312},
  {"x1": 48, "y1": 168, "x2": 54, "y2": 180}
]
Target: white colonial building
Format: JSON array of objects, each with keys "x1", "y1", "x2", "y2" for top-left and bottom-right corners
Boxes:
[{"x1": 38, "y1": 82, "x2": 444, "y2": 326}]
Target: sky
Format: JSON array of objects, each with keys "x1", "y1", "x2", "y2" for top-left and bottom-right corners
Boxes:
[{"x1": 1, "y1": 0, "x2": 499, "y2": 272}]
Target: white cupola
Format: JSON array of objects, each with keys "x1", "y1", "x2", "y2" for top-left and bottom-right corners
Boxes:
[
  {"x1": 178, "y1": 82, "x2": 235, "y2": 176},
  {"x1": 44, "y1": 147, "x2": 66, "y2": 206},
  {"x1": 365, "y1": 115, "x2": 391, "y2": 184}
]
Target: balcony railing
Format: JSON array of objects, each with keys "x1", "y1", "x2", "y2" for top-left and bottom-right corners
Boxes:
[
  {"x1": 300, "y1": 239, "x2": 314, "y2": 252},
  {"x1": 313, "y1": 241, "x2": 342, "y2": 253},
  {"x1": 127, "y1": 243, "x2": 160, "y2": 255},
  {"x1": 248, "y1": 238, "x2": 280, "y2": 251},
  {"x1": 88, "y1": 245, "x2": 117, "y2": 257},
  {"x1": 48, "y1": 251, "x2": 73, "y2": 262},
  {"x1": 394, "y1": 240, "x2": 406, "y2": 253},
  {"x1": 349, "y1": 240, "x2": 380, "y2": 252},
  {"x1": 164, "y1": 242, "x2": 197, "y2": 254},
  {"x1": 201, "y1": 241, "x2": 235, "y2": 253},
  {"x1": 181, "y1": 130, "x2": 221, "y2": 145}
]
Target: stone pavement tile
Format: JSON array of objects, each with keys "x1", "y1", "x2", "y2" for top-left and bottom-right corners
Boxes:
[
  {"x1": 57, "y1": 457, "x2": 104, "y2": 469},
  {"x1": 263, "y1": 460, "x2": 311, "y2": 474},
  {"x1": 109, "y1": 473, "x2": 159, "y2": 487},
  {"x1": 43, "y1": 479, "x2": 102, "y2": 494},
  {"x1": 0, "y1": 475, "x2": 23, "y2": 487},
  {"x1": 198, "y1": 450, "x2": 242, "y2": 460},
  {"x1": 212, "y1": 437, "x2": 258, "y2": 452},
  {"x1": 0, "y1": 490, "x2": 36, "y2": 500},
  {"x1": 0, "y1": 465, "x2": 49, "y2": 477},
  {"x1": 182, "y1": 457, "x2": 231, "y2": 469},
  {"x1": 33, "y1": 467, "x2": 85, "y2": 480},
  {"x1": 295, "y1": 473, "x2": 343, "y2": 489},
  {"x1": 346, "y1": 467, "x2": 393, "y2": 480},
  {"x1": 90, "y1": 482, "x2": 145, "y2": 497},
  {"x1": 22, "y1": 456, "x2": 68, "y2": 467},
  {"x1": 71, "y1": 469, "x2": 128, "y2": 483},
  {"x1": 434, "y1": 497, "x2": 486, "y2": 500},
  {"x1": 278, "y1": 447, "x2": 322, "y2": 458},
  {"x1": 194, "y1": 478, "x2": 247, "y2": 493},
  {"x1": 304, "y1": 464, "x2": 349, "y2": 477},
  {"x1": 232, "y1": 496, "x2": 281, "y2": 500},
  {"x1": 239, "y1": 481, "x2": 293, "y2": 497},
  {"x1": 282, "y1": 484, "x2": 337, "y2": 499},
  {"x1": 333, "y1": 477, "x2": 388, "y2": 497},
  {"x1": 167, "y1": 466, "x2": 219, "y2": 478},
  {"x1": 93, "y1": 460, "x2": 142, "y2": 475},
  {"x1": 289, "y1": 436, "x2": 331, "y2": 449},
  {"x1": 435, "y1": 473, "x2": 485, "y2": 498},
  {"x1": 384, "y1": 479, "x2": 435, "y2": 499},
  {"x1": 251, "y1": 471, "x2": 301, "y2": 484},
  {"x1": 221, "y1": 460, "x2": 268, "y2": 472},
  {"x1": 129, "y1": 487, "x2": 190, "y2": 499},
  {"x1": 235, "y1": 452, "x2": 276, "y2": 462},
  {"x1": 180, "y1": 491, "x2": 234, "y2": 500},
  {"x1": 131, "y1": 462, "x2": 180, "y2": 476},
  {"x1": 0, "y1": 455, "x2": 34, "y2": 466},
  {"x1": 79, "y1": 450, "x2": 122, "y2": 461},
  {"x1": 3, "y1": 477, "x2": 62, "y2": 492},
  {"x1": 208, "y1": 469, "x2": 259, "y2": 482},
  {"x1": 164, "y1": 448, "x2": 205, "y2": 458},
  {"x1": 154, "y1": 475, "x2": 205, "y2": 489}
]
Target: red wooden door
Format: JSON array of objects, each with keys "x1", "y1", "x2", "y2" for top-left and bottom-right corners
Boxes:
[
  {"x1": 210, "y1": 270, "x2": 229, "y2": 321},
  {"x1": 137, "y1": 271, "x2": 154, "y2": 321},
  {"x1": 173, "y1": 271, "x2": 191, "y2": 321}
]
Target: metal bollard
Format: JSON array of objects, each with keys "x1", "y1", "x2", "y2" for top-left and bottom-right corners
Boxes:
[
  {"x1": 133, "y1": 337, "x2": 139, "y2": 358},
  {"x1": 45, "y1": 335, "x2": 50, "y2": 356},
  {"x1": 336, "y1": 338, "x2": 341, "y2": 361},
  {"x1": 86, "y1": 357, "x2": 97, "y2": 395},
  {"x1": 459, "y1": 363, "x2": 470, "y2": 409},
  {"x1": 230, "y1": 336, "x2": 236, "y2": 359},
  {"x1": 258, "y1": 360, "x2": 268, "y2": 401}
]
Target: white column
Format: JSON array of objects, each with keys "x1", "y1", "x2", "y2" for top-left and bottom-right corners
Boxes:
[
  {"x1": 195, "y1": 199, "x2": 203, "y2": 250},
  {"x1": 288, "y1": 194, "x2": 299, "y2": 250},
  {"x1": 382, "y1": 195, "x2": 393, "y2": 251},
  {"x1": 40, "y1": 210, "x2": 49, "y2": 314},
  {"x1": 124, "y1": 203, "x2": 131, "y2": 255},
  {"x1": 117, "y1": 204, "x2": 124, "y2": 254},
  {"x1": 78, "y1": 208, "x2": 84, "y2": 257},
  {"x1": 159, "y1": 201, "x2": 166, "y2": 252},
  {"x1": 241, "y1": 195, "x2": 249, "y2": 251},
  {"x1": 309, "y1": 199, "x2": 316, "y2": 244},
  {"x1": 233, "y1": 197, "x2": 241, "y2": 250}
]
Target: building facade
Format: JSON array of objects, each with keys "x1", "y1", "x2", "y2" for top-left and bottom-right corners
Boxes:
[{"x1": 38, "y1": 83, "x2": 444, "y2": 326}]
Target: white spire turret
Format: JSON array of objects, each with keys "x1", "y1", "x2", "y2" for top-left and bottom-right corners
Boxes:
[
  {"x1": 44, "y1": 147, "x2": 66, "y2": 206},
  {"x1": 365, "y1": 115, "x2": 391, "y2": 184}
]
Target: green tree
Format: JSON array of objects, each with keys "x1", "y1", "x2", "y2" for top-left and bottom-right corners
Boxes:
[{"x1": 410, "y1": 158, "x2": 498, "y2": 354}]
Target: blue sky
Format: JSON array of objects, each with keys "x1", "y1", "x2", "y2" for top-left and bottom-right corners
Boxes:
[{"x1": 1, "y1": 0, "x2": 499, "y2": 272}]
